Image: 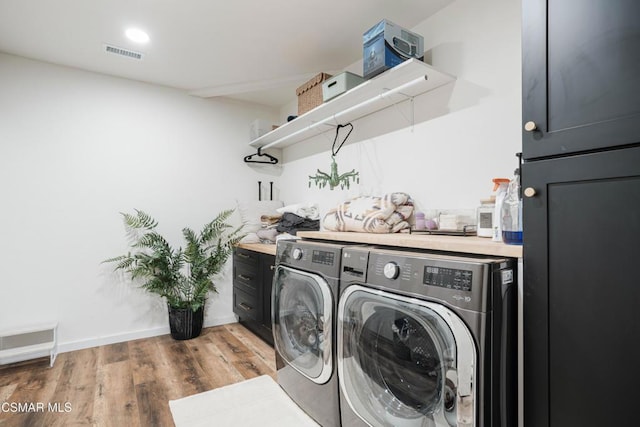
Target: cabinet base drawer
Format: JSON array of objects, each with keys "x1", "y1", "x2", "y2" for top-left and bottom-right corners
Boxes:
[
  {"x1": 233, "y1": 262, "x2": 260, "y2": 296},
  {"x1": 234, "y1": 248, "x2": 260, "y2": 268},
  {"x1": 233, "y1": 287, "x2": 262, "y2": 322}
]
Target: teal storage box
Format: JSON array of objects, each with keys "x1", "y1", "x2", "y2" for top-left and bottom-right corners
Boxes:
[{"x1": 363, "y1": 19, "x2": 424, "y2": 79}]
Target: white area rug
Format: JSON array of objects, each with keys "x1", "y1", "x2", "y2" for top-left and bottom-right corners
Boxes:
[{"x1": 169, "y1": 375, "x2": 320, "y2": 427}]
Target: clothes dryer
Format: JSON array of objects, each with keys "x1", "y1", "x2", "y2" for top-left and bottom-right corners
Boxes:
[
  {"x1": 338, "y1": 246, "x2": 517, "y2": 427},
  {"x1": 272, "y1": 240, "x2": 345, "y2": 427}
]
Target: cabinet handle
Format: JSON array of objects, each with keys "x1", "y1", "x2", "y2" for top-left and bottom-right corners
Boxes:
[
  {"x1": 239, "y1": 303, "x2": 253, "y2": 311},
  {"x1": 524, "y1": 187, "x2": 537, "y2": 198},
  {"x1": 524, "y1": 121, "x2": 537, "y2": 132},
  {"x1": 270, "y1": 265, "x2": 275, "y2": 270},
  {"x1": 238, "y1": 274, "x2": 252, "y2": 281},
  {"x1": 236, "y1": 252, "x2": 250, "y2": 259}
]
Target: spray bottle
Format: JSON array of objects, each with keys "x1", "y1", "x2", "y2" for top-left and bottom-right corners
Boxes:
[
  {"x1": 501, "y1": 154, "x2": 524, "y2": 245},
  {"x1": 492, "y1": 178, "x2": 510, "y2": 242}
]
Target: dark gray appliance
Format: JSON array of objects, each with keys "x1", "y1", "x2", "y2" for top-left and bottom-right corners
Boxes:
[
  {"x1": 522, "y1": 1, "x2": 640, "y2": 426},
  {"x1": 338, "y1": 246, "x2": 516, "y2": 427},
  {"x1": 272, "y1": 240, "x2": 344, "y2": 427}
]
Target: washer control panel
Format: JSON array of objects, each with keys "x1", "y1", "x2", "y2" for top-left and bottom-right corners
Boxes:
[
  {"x1": 383, "y1": 262, "x2": 400, "y2": 279},
  {"x1": 365, "y1": 249, "x2": 499, "y2": 311},
  {"x1": 423, "y1": 266, "x2": 473, "y2": 292},
  {"x1": 371, "y1": 254, "x2": 476, "y2": 293}
]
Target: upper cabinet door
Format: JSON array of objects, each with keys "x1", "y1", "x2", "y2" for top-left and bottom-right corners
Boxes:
[{"x1": 522, "y1": 0, "x2": 640, "y2": 160}]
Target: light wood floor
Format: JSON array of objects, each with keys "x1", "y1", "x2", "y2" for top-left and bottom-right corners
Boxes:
[{"x1": 0, "y1": 323, "x2": 276, "y2": 427}]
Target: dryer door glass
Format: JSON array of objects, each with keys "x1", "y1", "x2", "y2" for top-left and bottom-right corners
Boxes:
[
  {"x1": 338, "y1": 286, "x2": 476, "y2": 427},
  {"x1": 273, "y1": 266, "x2": 333, "y2": 384}
]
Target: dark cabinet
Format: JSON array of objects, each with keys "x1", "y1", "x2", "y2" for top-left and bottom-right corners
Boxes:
[
  {"x1": 522, "y1": 147, "x2": 640, "y2": 426},
  {"x1": 523, "y1": 2, "x2": 640, "y2": 426},
  {"x1": 232, "y1": 247, "x2": 275, "y2": 346},
  {"x1": 522, "y1": 0, "x2": 640, "y2": 159},
  {"x1": 261, "y1": 257, "x2": 275, "y2": 331}
]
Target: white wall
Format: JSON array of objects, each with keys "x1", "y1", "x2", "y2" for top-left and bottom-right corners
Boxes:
[
  {"x1": 0, "y1": 53, "x2": 278, "y2": 352},
  {"x1": 277, "y1": 0, "x2": 522, "y2": 219},
  {"x1": 0, "y1": 0, "x2": 521, "y2": 352}
]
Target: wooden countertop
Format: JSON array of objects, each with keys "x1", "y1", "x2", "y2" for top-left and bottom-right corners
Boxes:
[
  {"x1": 297, "y1": 231, "x2": 523, "y2": 258},
  {"x1": 236, "y1": 242, "x2": 277, "y2": 256}
]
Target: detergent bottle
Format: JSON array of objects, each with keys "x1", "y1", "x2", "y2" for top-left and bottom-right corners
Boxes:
[
  {"x1": 501, "y1": 168, "x2": 523, "y2": 245},
  {"x1": 492, "y1": 178, "x2": 510, "y2": 242}
]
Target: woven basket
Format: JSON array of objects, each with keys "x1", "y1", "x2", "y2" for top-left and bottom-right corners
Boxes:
[{"x1": 296, "y1": 72, "x2": 332, "y2": 115}]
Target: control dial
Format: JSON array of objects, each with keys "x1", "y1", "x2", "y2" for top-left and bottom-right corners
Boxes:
[
  {"x1": 383, "y1": 262, "x2": 400, "y2": 280},
  {"x1": 292, "y1": 248, "x2": 303, "y2": 260}
]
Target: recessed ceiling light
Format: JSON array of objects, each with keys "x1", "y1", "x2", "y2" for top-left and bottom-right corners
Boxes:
[{"x1": 125, "y1": 28, "x2": 149, "y2": 43}]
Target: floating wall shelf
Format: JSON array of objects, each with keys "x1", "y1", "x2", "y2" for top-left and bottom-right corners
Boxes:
[{"x1": 249, "y1": 59, "x2": 456, "y2": 150}]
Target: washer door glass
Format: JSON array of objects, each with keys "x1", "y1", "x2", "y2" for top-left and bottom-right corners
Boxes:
[
  {"x1": 338, "y1": 285, "x2": 476, "y2": 427},
  {"x1": 273, "y1": 265, "x2": 333, "y2": 384}
]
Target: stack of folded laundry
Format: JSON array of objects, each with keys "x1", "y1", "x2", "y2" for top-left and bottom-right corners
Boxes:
[
  {"x1": 251, "y1": 202, "x2": 321, "y2": 244},
  {"x1": 255, "y1": 213, "x2": 282, "y2": 243},
  {"x1": 323, "y1": 192, "x2": 414, "y2": 233}
]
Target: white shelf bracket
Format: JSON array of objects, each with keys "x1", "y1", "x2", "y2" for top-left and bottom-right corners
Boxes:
[
  {"x1": 386, "y1": 89, "x2": 416, "y2": 131},
  {"x1": 411, "y1": 96, "x2": 415, "y2": 131},
  {"x1": 381, "y1": 89, "x2": 415, "y2": 132}
]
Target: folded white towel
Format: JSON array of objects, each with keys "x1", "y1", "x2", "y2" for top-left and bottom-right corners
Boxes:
[{"x1": 277, "y1": 202, "x2": 320, "y2": 220}]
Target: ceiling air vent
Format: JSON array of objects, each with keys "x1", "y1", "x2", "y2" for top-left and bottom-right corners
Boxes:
[{"x1": 103, "y1": 44, "x2": 144, "y2": 60}]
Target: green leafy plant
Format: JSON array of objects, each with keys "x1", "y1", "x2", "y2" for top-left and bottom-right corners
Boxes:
[{"x1": 104, "y1": 209, "x2": 244, "y2": 311}]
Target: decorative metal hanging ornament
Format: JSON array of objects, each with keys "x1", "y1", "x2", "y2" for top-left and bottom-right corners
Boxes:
[{"x1": 309, "y1": 123, "x2": 360, "y2": 190}]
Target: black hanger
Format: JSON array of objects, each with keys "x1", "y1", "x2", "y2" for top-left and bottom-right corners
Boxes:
[
  {"x1": 331, "y1": 123, "x2": 354, "y2": 157},
  {"x1": 244, "y1": 147, "x2": 279, "y2": 164}
]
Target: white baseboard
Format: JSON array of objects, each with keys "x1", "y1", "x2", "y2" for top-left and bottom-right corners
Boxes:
[
  {"x1": 204, "y1": 314, "x2": 238, "y2": 330},
  {"x1": 57, "y1": 314, "x2": 238, "y2": 354}
]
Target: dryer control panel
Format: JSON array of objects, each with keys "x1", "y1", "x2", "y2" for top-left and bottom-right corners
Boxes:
[
  {"x1": 312, "y1": 250, "x2": 335, "y2": 265},
  {"x1": 276, "y1": 240, "x2": 344, "y2": 279}
]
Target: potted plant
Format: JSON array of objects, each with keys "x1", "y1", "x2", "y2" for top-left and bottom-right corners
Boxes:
[{"x1": 103, "y1": 209, "x2": 243, "y2": 340}]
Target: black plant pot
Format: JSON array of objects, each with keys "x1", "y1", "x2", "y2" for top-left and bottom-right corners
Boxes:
[{"x1": 168, "y1": 305, "x2": 204, "y2": 340}]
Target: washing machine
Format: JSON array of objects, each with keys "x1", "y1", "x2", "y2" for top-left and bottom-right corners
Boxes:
[
  {"x1": 338, "y1": 246, "x2": 517, "y2": 427},
  {"x1": 272, "y1": 240, "x2": 345, "y2": 427}
]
